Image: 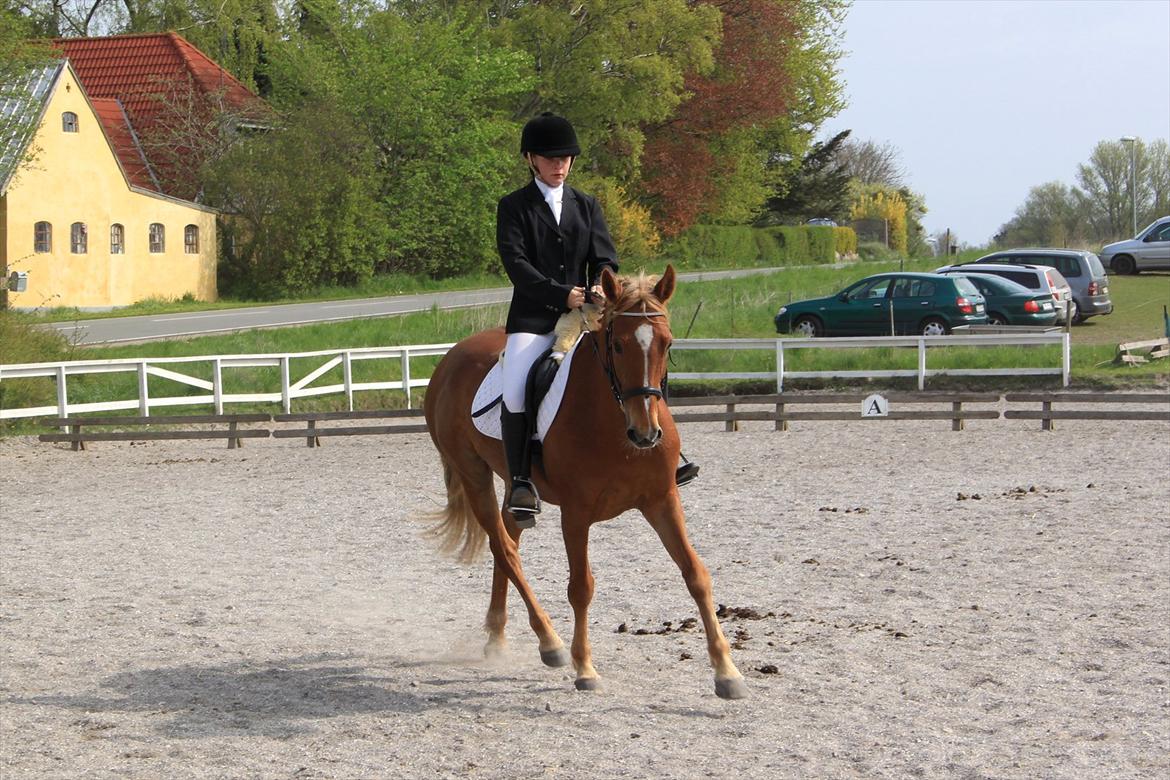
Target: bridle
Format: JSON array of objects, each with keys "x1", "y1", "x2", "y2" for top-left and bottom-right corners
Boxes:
[{"x1": 586, "y1": 303, "x2": 669, "y2": 410}]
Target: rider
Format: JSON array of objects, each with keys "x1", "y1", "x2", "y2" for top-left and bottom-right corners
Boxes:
[{"x1": 496, "y1": 112, "x2": 698, "y2": 523}]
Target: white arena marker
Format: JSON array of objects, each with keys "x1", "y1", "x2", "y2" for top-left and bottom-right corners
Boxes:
[{"x1": 862, "y1": 394, "x2": 889, "y2": 417}]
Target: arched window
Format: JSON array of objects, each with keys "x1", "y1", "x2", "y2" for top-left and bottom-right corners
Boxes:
[
  {"x1": 149, "y1": 223, "x2": 165, "y2": 253},
  {"x1": 34, "y1": 221, "x2": 52, "y2": 253},
  {"x1": 70, "y1": 222, "x2": 87, "y2": 254},
  {"x1": 110, "y1": 223, "x2": 125, "y2": 254},
  {"x1": 62, "y1": 112, "x2": 78, "y2": 132},
  {"x1": 184, "y1": 224, "x2": 199, "y2": 254}
]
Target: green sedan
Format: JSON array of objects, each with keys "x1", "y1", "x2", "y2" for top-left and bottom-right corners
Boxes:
[
  {"x1": 937, "y1": 272, "x2": 1059, "y2": 326},
  {"x1": 774, "y1": 272, "x2": 988, "y2": 337}
]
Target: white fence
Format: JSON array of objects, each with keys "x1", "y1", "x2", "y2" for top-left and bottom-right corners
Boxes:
[{"x1": 0, "y1": 333, "x2": 1069, "y2": 420}]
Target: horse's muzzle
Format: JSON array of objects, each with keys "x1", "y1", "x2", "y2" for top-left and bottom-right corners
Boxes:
[{"x1": 626, "y1": 426, "x2": 662, "y2": 449}]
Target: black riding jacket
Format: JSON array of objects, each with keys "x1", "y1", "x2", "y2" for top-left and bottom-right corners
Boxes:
[{"x1": 497, "y1": 180, "x2": 619, "y2": 334}]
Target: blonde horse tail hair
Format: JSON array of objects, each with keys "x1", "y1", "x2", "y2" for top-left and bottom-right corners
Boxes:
[{"x1": 424, "y1": 457, "x2": 487, "y2": 564}]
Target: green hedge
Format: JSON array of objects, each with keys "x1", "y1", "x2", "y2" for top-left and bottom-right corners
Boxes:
[
  {"x1": 665, "y1": 224, "x2": 854, "y2": 268},
  {"x1": 834, "y1": 226, "x2": 858, "y2": 257}
]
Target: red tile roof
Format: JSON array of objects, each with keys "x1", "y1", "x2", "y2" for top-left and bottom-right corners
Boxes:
[
  {"x1": 53, "y1": 32, "x2": 269, "y2": 195},
  {"x1": 89, "y1": 97, "x2": 156, "y2": 191}
]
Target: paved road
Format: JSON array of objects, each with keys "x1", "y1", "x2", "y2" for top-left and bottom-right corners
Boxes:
[{"x1": 44, "y1": 267, "x2": 806, "y2": 345}]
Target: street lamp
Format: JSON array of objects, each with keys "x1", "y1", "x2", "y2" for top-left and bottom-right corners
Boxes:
[{"x1": 1120, "y1": 135, "x2": 1137, "y2": 236}]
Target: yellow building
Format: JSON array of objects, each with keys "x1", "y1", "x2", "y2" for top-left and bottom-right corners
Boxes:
[{"x1": 1, "y1": 59, "x2": 217, "y2": 310}]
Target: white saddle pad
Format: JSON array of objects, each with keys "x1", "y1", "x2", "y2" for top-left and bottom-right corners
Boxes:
[{"x1": 471, "y1": 334, "x2": 586, "y2": 442}]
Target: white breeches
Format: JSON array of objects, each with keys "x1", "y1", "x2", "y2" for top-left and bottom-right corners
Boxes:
[{"x1": 502, "y1": 331, "x2": 556, "y2": 413}]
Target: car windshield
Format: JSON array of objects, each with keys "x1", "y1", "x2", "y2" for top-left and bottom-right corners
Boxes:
[
  {"x1": 963, "y1": 274, "x2": 1031, "y2": 296},
  {"x1": 952, "y1": 277, "x2": 981, "y2": 297}
]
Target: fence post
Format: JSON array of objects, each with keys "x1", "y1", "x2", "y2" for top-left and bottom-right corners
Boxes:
[
  {"x1": 137, "y1": 361, "x2": 150, "y2": 416},
  {"x1": 1042, "y1": 400, "x2": 1054, "y2": 432},
  {"x1": 1062, "y1": 332, "x2": 1070, "y2": 387},
  {"x1": 213, "y1": 358, "x2": 224, "y2": 415},
  {"x1": 343, "y1": 352, "x2": 354, "y2": 412},
  {"x1": 56, "y1": 365, "x2": 69, "y2": 422},
  {"x1": 775, "y1": 340, "x2": 785, "y2": 393},
  {"x1": 280, "y1": 356, "x2": 291, "y2": 414},
  {"x1": 724, "y1": 402, "x2": 738, "y2": 432},
  {"x1": 401, "y1": 349, "x2": 412, "y2": 409},
  {"x1": 918, "y1": 338, "x2": 927, "y2": 391},
  {"x1": 776, "y1": 399, "x2": 788, "y2": 432},
  {"x1": 952, "y1": 401, "x2": 963, "y2": 431}
]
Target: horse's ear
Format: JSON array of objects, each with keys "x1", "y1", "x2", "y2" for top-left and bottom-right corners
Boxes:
[
  {"x1": 600, "y1": 267, "x2": 621, "y2": 303},
  {"x1": 652, "y1": 264, "x2": 676, "y2": 305}
]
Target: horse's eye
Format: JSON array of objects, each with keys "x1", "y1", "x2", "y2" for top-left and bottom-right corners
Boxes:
[{"x1": 613, "y1": 342, "x2": 623, "y2": 354}]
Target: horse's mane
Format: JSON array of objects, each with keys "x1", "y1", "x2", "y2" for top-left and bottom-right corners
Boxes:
[{"x1": 606, "y1": 271, "x2": 670, "y2": 324}]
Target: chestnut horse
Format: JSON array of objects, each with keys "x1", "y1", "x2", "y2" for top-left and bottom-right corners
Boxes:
[{"x1": 422, "y1": 265, "x2": 747, "y2": 699}]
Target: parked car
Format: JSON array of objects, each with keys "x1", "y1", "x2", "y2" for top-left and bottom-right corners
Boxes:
[
  {"x1": 806, "y1": 217, "x2": 838, "y2": 227},
  {"x1": 1100, "y1": 216, "x2": 1170, "y2": 274},
  {"x1": 934, "y1": 272, "x2": 1059, "y2": 326},
  {"x1": 774, "y1": 272, "x2": 987, "y2": 337},
  {"x1": 968, "y1": 249, "x2": 1112, "y2": 323},
  {"x1": 934, "y1": 262, "x2": 1074, "y2": 324}
]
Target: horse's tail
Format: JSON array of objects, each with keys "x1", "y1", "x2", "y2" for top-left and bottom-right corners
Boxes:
[{"x1": 424, "y1": 456, "x2": 487, "y2": 564}]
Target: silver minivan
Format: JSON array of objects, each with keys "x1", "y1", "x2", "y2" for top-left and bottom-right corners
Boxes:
[
  {"x1": 1100, "y1": 217, "x2": 1170, "y2": 274},
  {"x1": 935, "y1": 262, "x2": 1074, "y2": 324},
  {"x1": 970, "y1": 249, "x2": 1112, "y2": 323}
]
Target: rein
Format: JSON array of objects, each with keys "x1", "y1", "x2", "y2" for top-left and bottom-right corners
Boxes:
[{"x1": 585, "y1": 304, "x2": 668, "y2": 409}]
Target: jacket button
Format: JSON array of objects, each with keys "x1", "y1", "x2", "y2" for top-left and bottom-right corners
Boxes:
[{"x1": 556, "y1": 237, "x2": 562, "y2": 243}]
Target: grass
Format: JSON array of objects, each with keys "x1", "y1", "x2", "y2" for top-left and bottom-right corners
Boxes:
[{"x1": 3, "y1": 258, "x2": 1166, "y2": 432}]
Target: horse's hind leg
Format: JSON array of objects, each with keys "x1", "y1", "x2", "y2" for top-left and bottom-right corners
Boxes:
[
  {"x1": 459, "y1": 467, "x2": 569, "y2": 667},
  {"x1": 642, "y1": 493, "x2": 748, "y2": 700}
]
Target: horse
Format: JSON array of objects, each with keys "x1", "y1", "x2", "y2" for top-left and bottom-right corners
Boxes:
[{"x1": 422, "y1": 264, "x2": 747, "y2": 700}]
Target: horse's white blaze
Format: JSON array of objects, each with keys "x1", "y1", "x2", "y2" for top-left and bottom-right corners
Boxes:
[{"x1": 636, "y1": 323, "x2": 654, "y2": 417}]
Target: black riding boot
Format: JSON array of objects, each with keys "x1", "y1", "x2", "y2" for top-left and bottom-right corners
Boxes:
[
  {"x1": 675, "y1": 454, "x2": 700, "y2": 487},
  {"x1": 501, "y1": 409, "x2": 540, "y2": 523}
]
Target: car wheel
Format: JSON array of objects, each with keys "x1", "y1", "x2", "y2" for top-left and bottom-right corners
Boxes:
[
  {"x1": 1069, "y1": 300, "x2": 1082, "y2": 324},
  {"x1": 987, "y1": 312, "x2": 1008, "y2": 326},
  {"x1": 920, "y1": 317, "x2": 949, "y2": 336},
  {"x1": 793, "y1": 315, "x2": 823, "y2": 338},
  {"x1": 1112, "y1": 255, "x2": 1137, "y2": 275}
]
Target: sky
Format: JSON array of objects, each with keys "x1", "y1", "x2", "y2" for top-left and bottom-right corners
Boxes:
[{"x1": 825, "y1": 0, "x2": 1170, "y2": 246}]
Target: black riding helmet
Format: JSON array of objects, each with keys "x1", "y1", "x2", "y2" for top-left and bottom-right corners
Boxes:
[{"x1": 520, "y1": 111, "x2": 580, "y2": 158}]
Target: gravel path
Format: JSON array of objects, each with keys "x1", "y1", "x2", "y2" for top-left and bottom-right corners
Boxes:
[{"x1": 2, "y1": 417, "x2": 1168, "y2": 779}]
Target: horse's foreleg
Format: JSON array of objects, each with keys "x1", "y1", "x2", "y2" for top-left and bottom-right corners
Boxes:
[
  {"x1": 465, "y1": 484, "x2": 569, "y2": 668},
  {"x1": 561, "y1": 517, "x2": 599, "y2": 690},
  {"x1": 643, "y1": 494, "x2": 748, "y2": 700}
]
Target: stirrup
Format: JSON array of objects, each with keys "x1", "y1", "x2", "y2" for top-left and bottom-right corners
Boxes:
[
  {"x1": 675, "y1": 461, "x2": 700, "y2": 487},
  {"x1": 507, "y1": 477, "x2": 541, "y2": 518}
]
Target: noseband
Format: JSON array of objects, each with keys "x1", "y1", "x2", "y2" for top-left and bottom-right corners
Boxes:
[{"x1": 591, "y1": 307, "x2": 668, "y2": 409}]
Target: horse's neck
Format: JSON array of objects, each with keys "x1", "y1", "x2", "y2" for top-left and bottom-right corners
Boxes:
[{"x1": 566, "y1": 331, "x2": 619, "y2": 424}]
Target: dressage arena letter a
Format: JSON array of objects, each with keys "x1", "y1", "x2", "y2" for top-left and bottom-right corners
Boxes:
[{"x1": 862, "y1": 394, "x2": 889, "y2": 417}]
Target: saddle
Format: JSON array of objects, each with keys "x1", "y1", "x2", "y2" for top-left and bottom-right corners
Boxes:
[{"x1": 470, "y1": 334, "x2": 586, "y2": 445}]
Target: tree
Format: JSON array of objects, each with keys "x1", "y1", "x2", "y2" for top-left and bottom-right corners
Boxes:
[
  {"x1": 640, "y1": 0, "x2": 847, "y2": 235},
  {"x1": 758, "y1": 129, "x2": 851, "y2": 224},
  {"x1": 1076, "y1": 140, "x2": 1132, "y2": 241},
  {"x1": 850, "y1": 183, "x2": 908, "y2": 253},
  {"x1": 203, "y1": 99, "x2": 387, "y2": 297},
  {"x1": 838, "y1": 137, "x2": 906, "y2": 188},
  {"x1": 996, "y1": 181, "x2": 1089, "y2": 247},
  {"x1": 266, "y1": 5, "x2": 531, "y2": 279},
  {"x1": 1147, "y1": 139, "x2": 1169, "y2": 224}
]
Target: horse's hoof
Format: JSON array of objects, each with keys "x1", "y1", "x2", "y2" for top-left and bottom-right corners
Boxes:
[
  {"x1": 574, "y1": 676, "x2": 600, "y2": 692},
  {"x1": 715, "y1": 677, "x2": 749, "y2": 700},
  {"x1": 540, "y1": 647, "x2": 571, "y2": 667},
  {"x1": 484, "y1": 641, "x2": 507, "y2": 660}
]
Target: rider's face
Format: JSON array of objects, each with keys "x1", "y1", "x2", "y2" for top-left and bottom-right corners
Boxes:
[{"x1": 528, "y1": 153, "x2": 572, "y2": 187}]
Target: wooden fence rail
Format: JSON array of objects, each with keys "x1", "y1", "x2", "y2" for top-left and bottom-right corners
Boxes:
[
  {"x1": 271, "y1": 409, "x2": 428, "y2": 447},
  {"x1": 37, "y1": 414, "x2": 273, "y2": 450},
  {"x1": 33, "y1": 392, "x2": 1167, "y2": 450},
  {"x1": 1002, "y1": 392, "x2": 1170, "y2": 430},
  {"x1": 670, "y1": 392, "x2": 1002, "y2": 431}
]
